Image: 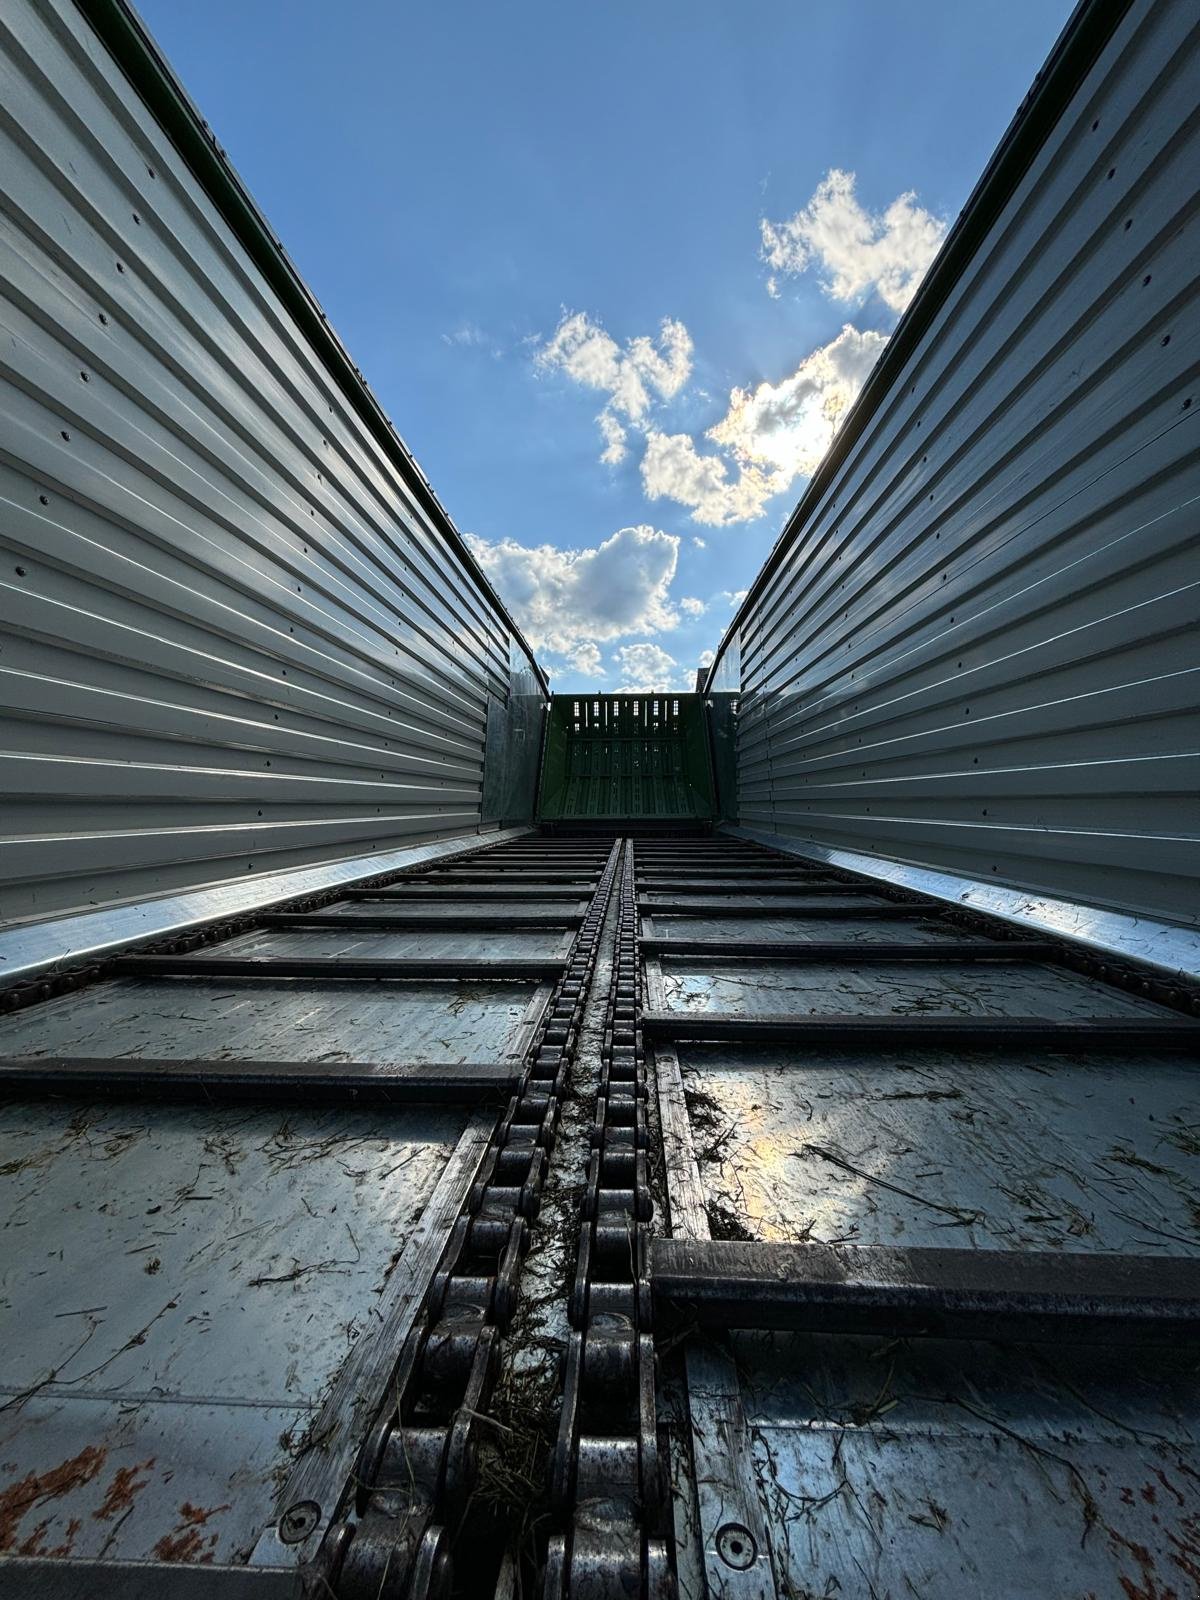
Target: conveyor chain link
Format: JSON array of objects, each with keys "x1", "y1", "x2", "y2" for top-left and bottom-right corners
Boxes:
[
  {"x1": 323, "y1": 839, "x2": 622, "y2": 1600},
  {"x1": 544, "y1": 841, "x2": 675, "y2": 1600}
]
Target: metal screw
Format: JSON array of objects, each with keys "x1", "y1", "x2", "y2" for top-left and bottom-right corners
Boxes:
[
  {"x1": 278, "y1": 1500, "x2": 320, "y2": 1544},
  {"x1": 716, "y1": 1522, "x2": 756, "y2": 1570}
]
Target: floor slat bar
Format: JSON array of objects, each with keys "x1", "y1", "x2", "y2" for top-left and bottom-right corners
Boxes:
[
  {"x1": 640, "y1": 939, "x2": 1058, "y2": 962},
  {"x1": 342, "y1": 887, "x2": 589, "y2": 901},
  {"x1": 636, "y1": 901, "x2": 937, "y2": 919},
  {"x1": 0, "y1": 1056, "x2": 520, "y2": 1104},
  {"x1": 641, "y1": 1011, "x2": 1200, "y2": 1050},
  {"x1": 650, "y1": 1238, "x2": 1200, "y2": 1343},
  {"x1": 639, "y1": 879, "x2": 855, "y2": 894},
  {"x1": 112, "y1": 955, "x2": 566, "y2": 980},
  {"x1": 259, "y1": 912, "x2": 580, "y2": 930}
]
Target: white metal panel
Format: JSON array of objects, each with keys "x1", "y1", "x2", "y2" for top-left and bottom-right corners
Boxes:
[
  {"x1": 0, "y1": 0, "x2": 544, "y2": 924},
  {"x1": 707, "y1": 0, "x2": 1200, "y2": 929}
]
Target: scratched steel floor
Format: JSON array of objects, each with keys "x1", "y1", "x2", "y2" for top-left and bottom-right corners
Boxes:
[
  {"x1": 639, "y1": 836, "x2": 1200, "y2": 1600},
  {"x1": 0, "y1": 835, "x2": 610, "y2": 1579},
  {"x1": 1, "y1": 829, "x2": 1197, "y2": 1598}
]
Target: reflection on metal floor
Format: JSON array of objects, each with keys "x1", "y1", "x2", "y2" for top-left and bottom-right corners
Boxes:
[
  {"x1": 639, "y1": 837, "x2": 1200, "y2": 1600},
  {"x1": 2, "y1": 830, "x2": 1198, "y2": 1599}
]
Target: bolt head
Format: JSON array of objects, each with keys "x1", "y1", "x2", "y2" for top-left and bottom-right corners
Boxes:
[
  {"x1": 278, "y1": 1499, "x2": 320, "y2": 1544},
  {"x1": 716, "y1": 1521, "x2": 756, "y2": 1570}
]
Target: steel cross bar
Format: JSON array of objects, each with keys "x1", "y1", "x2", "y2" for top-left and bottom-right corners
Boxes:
[
  {"x1": 341, "y1": 886, "x2": 591, "y2": 901},
  {"x1": 640, "y1": 1012, "x2": 1200, "y2": 1050},
  {"x1": 650, "y1": 1237, "x2": 1200, "y2": 1344},
  {"x1": 259, "y1": 911, "x2": 580, "y2": 929},
  {"x1": 641, "y1": 940, "x2": 1055, "y2": 961},
  {"x1": 0, "y1": 1056, "x2": 520, "y2": 1104},
  {"x1": 637, "y1": 901, "x2": 939, "y2": 918},
  {"x1": 113, "y1": 955, "x2": 567, "y2": 980}
]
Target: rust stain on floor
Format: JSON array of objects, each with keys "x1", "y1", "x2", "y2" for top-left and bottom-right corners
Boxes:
[
  {"x1": 152, "y1": 1499, "x2": 232, "y2": 1563},
  {"x1": 0, "y1": 1446, "x2": 106, "y2": 1552},
  {"x1": 93, "y1": 1456, "x2": 157, "y2": 1521}
]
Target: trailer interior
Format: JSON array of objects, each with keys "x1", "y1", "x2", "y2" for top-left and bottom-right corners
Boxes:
[{"x1": 0, "y1": 1, "x2": 1196, "y2": 1597}]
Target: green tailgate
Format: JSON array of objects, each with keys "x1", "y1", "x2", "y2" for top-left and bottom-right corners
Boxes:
[{"x1": 537, "y1": 693, "x2": 716, "y2": 822}]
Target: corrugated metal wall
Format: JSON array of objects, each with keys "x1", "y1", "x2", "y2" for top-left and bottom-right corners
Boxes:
[
  {"x1": 708, "y1": 0, "x2": 1199, "y2": 928},
  {"x1": 0, "y1": 0, "x2": 544, "y2": 925}
]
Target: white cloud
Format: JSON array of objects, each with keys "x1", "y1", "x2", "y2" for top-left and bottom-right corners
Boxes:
[
  {"x1": 710, "y1": 323, "x2": 886, "y2": 478},
  {"x1": 597, "y1": 411, "x2": 629, "y2": 466},
  {"x1": 679, "y1": 596, "x2": 707, "y2": 617},
  {"x1": 467, "y1": 524, "x2": 680, "y2": 658},
  {"x1": 641, "y1": 325, "x2": 885, "y2": 525},
  {"x1": 761, "y1": 168, "x2": 946, "y2": 314},
  {"x1": 442, "y1": 321, "x2": 487, "y2": 347},
  {"x1": 536, "y1": 310, "x2": 693, "y2": 463},
  {"x1": 641, "y1": 431, "x2": 777, "y2": 527},
  {"x1": 722, "y1": 589, "x2": 748, "y2": 607},
  {"x1": 698, "y1": 648, "x2": 716, "y2": 667},
  {"x1": 692, "y1": 536, "x2": 706, "y2": 549},
  {"x1": 613, "y1": 642, "x2": 682, "y2": 692},
  {"x1": 566, "y1": 642, "x2": 604, "y2": 677}
]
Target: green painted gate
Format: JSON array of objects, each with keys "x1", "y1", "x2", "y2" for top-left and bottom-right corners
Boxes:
[{"x1": 536, "y1": 693, "x2": 716, "y2": 823}]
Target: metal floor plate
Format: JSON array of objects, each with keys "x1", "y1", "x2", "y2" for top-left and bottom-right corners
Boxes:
[
  {"x1": 732, "y1": 1327, "x2": 1200, "y2": 1600},
  {"x1": 653, "y1": 959, "x2": 1174, "y2": 1019},
  {"x1": 189, "y1": 926, "x2": 576, "y2": 961},
  {"x1": 318, "y1": 898, "x2": 589, "y2": 921},
  {"x1": 671, "y1": 1042, "x2": 1200, "y2": 1253},
  {"x1": 0, "y1": 1099, "x2": 480, "y2": 1564},
  {"x1": 0, "y1": 977, "x2": 550, "y2": 1064},
  {"x1": 642, "y1": 893, "x2": 897, "y2": 911},
  {"x1": 643, "y1": 915, "x2": 993, "y2": 944}
]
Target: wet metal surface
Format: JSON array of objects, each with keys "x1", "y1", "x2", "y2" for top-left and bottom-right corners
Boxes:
[
  {"x1": 0, "y1": 830, "x2": 538, "y2": 984},
  {"x1": 654, "y1": 958, "x2": 1175, "y2": 1020},
  {"x1": 676, "y1": 1043, "x2": 1200, "y2": 1254},
  {"x1": 643, "y1": 914, "x2": 991, "y2": 945},
  {"x1": 316, "y1": 898, "x2": 589, "y2": 922},
  {"x1": 0, "y1": 1099, "x2": 470, "y2": 1563},
  {"x1": 733, "y1": 1328, "x2": 1200, "y2": 1600},
  {"x1": 0, "y1": 977, "x2": 550, "y2": 1064},
  {"x1": 180, "y1": 926, "x2": 576, "y2": 962},
  {"x1": 641, "y1": 893, "x2": 897, "y2": 911},
  {"x1": 729, "y1": 826, "x2": 1200, "y2": 984}
]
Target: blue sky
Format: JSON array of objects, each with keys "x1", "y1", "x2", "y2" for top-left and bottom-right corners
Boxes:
[{"x1": 138, "y1": 0, "x2": 1074, "y2": 691}]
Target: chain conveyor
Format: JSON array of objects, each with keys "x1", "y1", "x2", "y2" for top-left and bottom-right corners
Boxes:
[{"x1": 2, "y1": 828, "x2": 1198, "y2": 1599}]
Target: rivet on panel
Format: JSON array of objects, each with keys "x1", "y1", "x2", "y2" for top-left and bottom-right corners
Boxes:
[{"x1": 715, "y1": 1523, "x2": 756, "y2": 1570}]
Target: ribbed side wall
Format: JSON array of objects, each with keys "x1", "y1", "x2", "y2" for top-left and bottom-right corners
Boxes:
[
  {"x1": 0, "y1": 0, "x2": 543, "y2": 924},
  {"x1": 714, "y1": 0, "x2": 1199, "y2": 928}
]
